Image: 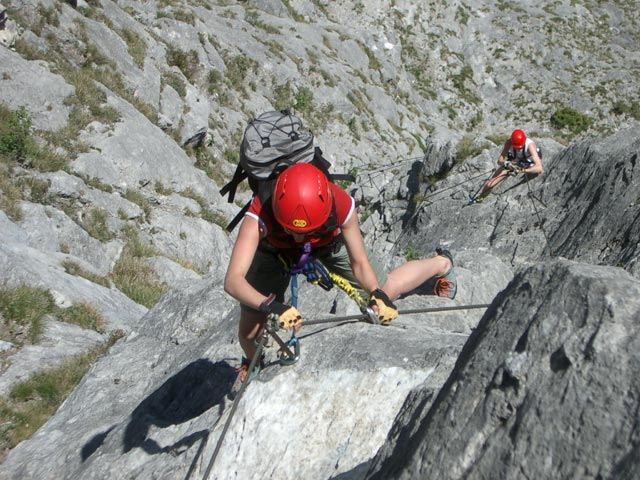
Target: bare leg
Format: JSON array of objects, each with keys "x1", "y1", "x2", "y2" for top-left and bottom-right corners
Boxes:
[
  {"x1": 238, "y1": 310, "x2": 267, "y2": 360},
  {"x1": 478, "y1": 167, "x2": 510, "y2": 198},
  {"x1": 382, "y1": 255, "x2": 451, "y2": 301}
]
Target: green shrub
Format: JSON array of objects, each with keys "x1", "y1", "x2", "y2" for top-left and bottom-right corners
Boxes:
[
  {"x1": 225, "y1": 55, "x2": 258, "y2": 88},
  {"x1": 0, "y1": 106, "x2": 32, "y2": 161},
  {"x1": 295, "y1": 87, "x2": 314, "y2": 113},
  {"x1": 550, "y1": 106, "x2": 591, "y2": 133},
  {"x1": 611, "y1": 101, "x2": 640, "y2": 120},
  {"x1": 206, "y1": 69, "x2": 223, "y2": 96}
]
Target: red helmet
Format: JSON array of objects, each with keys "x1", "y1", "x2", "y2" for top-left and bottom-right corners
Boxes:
[
  {"x1": 272, "y1": 163, "x2": 333, "y2": 233},
  {"x1": 510, "y1": 129, "x2": 526, "y2": 148}
]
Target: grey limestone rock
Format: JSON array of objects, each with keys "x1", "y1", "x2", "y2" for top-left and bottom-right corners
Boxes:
[
  {"x1": 366, "y1": 259, "x2": 640, "y2": 480},
  {"x1": 0, "y1": 47, "x2": 73, "y2": 131},
  {"x1": 0, "y1": 318, "x2": 104, "y2": 396}
]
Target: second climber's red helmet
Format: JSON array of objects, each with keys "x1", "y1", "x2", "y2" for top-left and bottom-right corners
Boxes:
[
  {"x1": 272, "y1": 163, "x2": 333, "y2": 233},
  {"x1": 511, "y1": 129, "x2": 526, "y2": 148}
]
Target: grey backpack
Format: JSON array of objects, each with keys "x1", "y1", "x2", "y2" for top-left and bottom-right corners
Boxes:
[{"x1": 220, "y1": 110, "x2": 352, "y2": 232}]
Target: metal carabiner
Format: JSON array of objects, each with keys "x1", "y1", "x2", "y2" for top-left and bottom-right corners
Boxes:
[
  {"x1": 265, "y1": 315, "x2": 301, "y2": 366},
  {"x1": 279, "y1": 333, "x2": 300, "y2": 366},
  {"x1": 363, "y1": 306, "x2": 380, "y2": 325}
]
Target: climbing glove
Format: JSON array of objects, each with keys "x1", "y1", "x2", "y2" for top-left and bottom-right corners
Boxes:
[
  {"x1": 259, "y1": 294, "x2": 303, "y2": 330},
  {"x1": 368, "y1": 288, "x2": 398, "y2": 325}
]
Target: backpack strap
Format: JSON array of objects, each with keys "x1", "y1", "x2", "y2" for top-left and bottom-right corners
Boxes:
[
  {"x1": 219, "y1": 163, "x2": 248, "y2": 203},
  {"x1": 312, "y1": 147, "x2": 356, "y2": 184},
  {"x1": 225, "y1": 197, "x2": 252, "y2": 232}
]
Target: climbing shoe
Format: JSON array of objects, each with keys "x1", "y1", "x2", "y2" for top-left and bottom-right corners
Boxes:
[
  {"x1": 434, "y1": 248, "x2": 457, "y2": 300},
  {"x1": 228, "y1": 354, "x2": 264, "y2": 400}
]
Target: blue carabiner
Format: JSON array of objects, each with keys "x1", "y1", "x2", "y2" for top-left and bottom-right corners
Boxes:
[{"x1": 279, "y1": 333, "x2": 300, "y2": 366}]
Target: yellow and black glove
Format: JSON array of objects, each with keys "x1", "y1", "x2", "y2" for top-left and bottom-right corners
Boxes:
[
  {"x1": 368, "y1": 288, "x2": 398, "y2": 325},
  {"x1": 259, "y1": 294, "x2": 303, "y2": 330}
]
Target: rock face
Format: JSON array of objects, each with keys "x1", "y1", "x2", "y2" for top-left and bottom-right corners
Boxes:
[
  {"x1": 0, "y1": 257, "x2": 508, "y2": 480},
  {"x1": 0, "y1": 0, "x2": 639, "y2": 479},
  {"x1": 393, "y1": 130, "x2": 640, "y2": 275},
  {"x1": 366, "y1": 260, "x2": 640, "y2": 480}
]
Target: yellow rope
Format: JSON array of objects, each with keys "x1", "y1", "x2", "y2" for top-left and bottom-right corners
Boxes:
[{"x1": 329, "y1": 272, "x2": 368, "y2": 310}]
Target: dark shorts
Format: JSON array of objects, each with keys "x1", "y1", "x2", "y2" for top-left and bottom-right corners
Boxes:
[{"x1": 241, "y1": 242, "x2": 387, "y2": 313}]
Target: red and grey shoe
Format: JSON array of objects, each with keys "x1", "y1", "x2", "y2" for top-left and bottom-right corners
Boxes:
[
  {"x1": 434, "y1": 248, "x2": 457, "y2": 300},
  {"x1": 228, "y1": 354, "x2": 264, "y2": 400}
]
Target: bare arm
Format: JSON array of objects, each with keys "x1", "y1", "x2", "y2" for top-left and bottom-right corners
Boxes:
[
  {"x1": 340, "y1": 211, "x2": 380, "y2": 294},
  {"x1": 498, "y1": 140, "x2": 511, "y2": 165},
  {"x1": 523, "y1": 142, "x2": 543, "y2": 174},
  {"x1": 223, "y1": 215, "x2": 269, "y2": 310}
]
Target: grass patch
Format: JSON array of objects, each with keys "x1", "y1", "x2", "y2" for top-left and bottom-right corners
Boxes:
[
  {"x1": 83, "y1": 207, "x2": 113, "y2": 242},
  {"x1": 62, "y1": 259, "x2": 110, "y2": 288},
  {"x1": 163, "y1": 71, "x2": 187, "y2": 98},
  {"x1": 0, "y1": 104, "x2": 67, "y2": 172},
  {"x1": 0, "y1": 330, "x2": 125, "y2": 458},
  {"x1": 295, "y1": 86, "x2": 314, "y2": 114},
  {"x1": 403, "y1": 244, "x2": 421, "y2": 261},
  {"x1": 58, "y1": 301, "x2": 106, "y2": 332},
  {"x1": 166, "y1": 46, "x2": 200, "y2": 83},
  {"x1": 118, "y1": 28, "x2": 147, "y2": 68},
  {"x1": 0, "y1": 285, "x2": 54, "y2": 344},
  {"x1": 124, "y1": 189, "x2": 152, "y2": 221},
  {"x1": 110, "y1": 230, "x2": 167, "y2": 307},
  {"x1": 180, "y1": 187, "x2": 227, "y2": 227},
  {"x1": 0, "y1": 284, "x2": 107, "y2": 347},
  {"x1": 0, "y1": 164, "x2": 23, "y2": 221},
  {"x1": 154, "y1": 180, "x2": 174, "y2": 196},
  {"x1": 455, "y1": 136, "x2": 491, "y2": 162}
]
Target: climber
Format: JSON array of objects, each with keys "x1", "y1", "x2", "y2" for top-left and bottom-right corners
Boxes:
[
  {"x1": 470, "y1": 129, "x2": 543, "y2": 203},
  {"x1": 223, "y1": 163, "x2": 457, "y2": 396}
]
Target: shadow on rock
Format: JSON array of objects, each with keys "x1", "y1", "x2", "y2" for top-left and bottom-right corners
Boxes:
[
  {"x1": 401, "y1": 161, "x2": 426, "y2": 229},
  {"x1": 400, "y1": 276, "x2": 438, "y2": 298},
  {"x1": 81, "y1": 426, "x2": 116, "y2": 461},
  {"x1": 120, "y1": 359, "x2": 235, "y2": 455}
]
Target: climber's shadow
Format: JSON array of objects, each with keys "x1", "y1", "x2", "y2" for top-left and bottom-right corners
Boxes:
[
  {"x1": 80, "y1": 359, "x2": 235, "y2": 463},
  {"x1": 122, "y1": 359, "x2": 235, "y2": 454}
]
